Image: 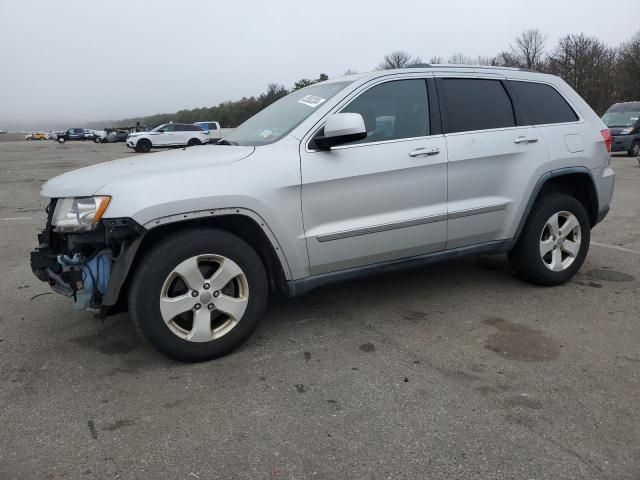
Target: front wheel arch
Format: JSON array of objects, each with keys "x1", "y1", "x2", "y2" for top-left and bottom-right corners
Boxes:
[{"x1": 103, "y1": 213, "x2": 289, "y2": 315}]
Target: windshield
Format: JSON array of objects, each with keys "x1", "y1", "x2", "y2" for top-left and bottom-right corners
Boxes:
[
  {"x1": 223, "y1": 81, "x2": 352, "y2": 146},
  {"x1": 602, "y1": 111, "x2": 640, "y2": 127}
]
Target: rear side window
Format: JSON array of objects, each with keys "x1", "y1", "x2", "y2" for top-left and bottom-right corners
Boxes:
[
  {"x1": 509, "y1": 81, "x2": 578, "y2": 125},
  {"x1": 439, "y1": 78, "x2": 515, "y2": 133},
  {"x1": 208, "y1": 123, "x2": 218, "y2": 130},
  {"x1": 340, "y1": 79, "x2": 430, "y2": 144}
]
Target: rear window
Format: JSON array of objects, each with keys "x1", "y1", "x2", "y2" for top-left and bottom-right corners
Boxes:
[
  {"x1": 509, "y1": 81, "x2": 578, "y2": 125},
  {"x1": 439, "y1": 78, "x2": 515, "y2": 133}
]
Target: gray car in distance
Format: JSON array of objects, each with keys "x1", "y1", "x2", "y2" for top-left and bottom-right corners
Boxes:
[{"x1": 30, "y1": 65, "x2": 615, "y2": 362}]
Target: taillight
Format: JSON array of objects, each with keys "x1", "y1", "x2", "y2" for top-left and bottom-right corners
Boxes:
[{"x1": 601, "y1": 129, "x2": 612, "y2": 152}]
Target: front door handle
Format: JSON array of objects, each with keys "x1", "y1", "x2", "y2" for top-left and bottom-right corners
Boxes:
[
  {"x1": 514, "y1": 136, "x2": 538, "y2": 144},
  {"x1": 409, "y1": 147, "x2": 440, "y2": 157}
]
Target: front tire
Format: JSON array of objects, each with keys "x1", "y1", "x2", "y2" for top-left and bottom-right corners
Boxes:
[
  {"x1": 128, "y1": 229, "x2": 268, "y2": 362},
  {"x1": 57, "y1": 137, "x2": 65, "y2": 144},
  {"x1": 187, "y1": 138, "x2": 201, "y2": 147},
  {"x1": 508, "y1": 193, "x2": 590, "y2": 286},
  {"x1": 137, "y1": 138, "x2": 152, "y2": 153},
  {"x1": 628, "y1": 140, "x2": 640, "y2": 157}
]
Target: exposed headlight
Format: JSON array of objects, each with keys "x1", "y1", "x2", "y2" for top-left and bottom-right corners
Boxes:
[
  {"x1": 619, "y1": 127, "x2": 634, "y2": 135},
  {"x1": 52, "y1": 196, "x2": 111, "y2": 232}
]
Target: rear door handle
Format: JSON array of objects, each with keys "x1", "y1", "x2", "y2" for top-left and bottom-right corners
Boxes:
[
  {"x1": 409, "y1": 147, "x2": 440, "y2": 157},
  {"x1": 514, "y1": 136, "x2": 538, "y2": 144}
]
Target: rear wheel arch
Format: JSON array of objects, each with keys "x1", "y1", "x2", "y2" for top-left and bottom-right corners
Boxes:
[{"x1": 514, "y1": 168, "x2": 599, "y2": 243}]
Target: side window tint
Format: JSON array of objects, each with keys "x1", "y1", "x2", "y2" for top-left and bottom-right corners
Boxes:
[
  {"x1": 209, "y1": 123, "x2": 218, "y2": 130},
  {"x1": 509, "y1": 81, "x2": 578, "y2": 125},
  {"x1": 440, "y1": 78, "x2": 515, "y2": 133},
  {"x1": 340, "y1": 79, "x2": 429, "y2": 144}
]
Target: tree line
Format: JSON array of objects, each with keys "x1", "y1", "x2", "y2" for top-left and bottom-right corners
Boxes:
[
  {"x1": 102, "y1": 29, "x2": 639, "y2": 129},
  {"x1": 379, "y1": 29, "x2": 640, "y2": 115}
]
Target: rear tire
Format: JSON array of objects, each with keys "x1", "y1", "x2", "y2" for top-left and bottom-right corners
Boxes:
[
  {"x1": 137, "y1": 138, "x2": 152, "y2": 153},
  {"x1": 187, "y1": 138, "x2": 201, "y2": 147},
  {"x1": 128, "y1": 229, "x2": 268, "y2": 362},
  {"x1": 508, "y1": 193, "x2": 590, "y2": 286},
  {"x1": 628, "y1": 140, "x2": 640, "y2": 157}
]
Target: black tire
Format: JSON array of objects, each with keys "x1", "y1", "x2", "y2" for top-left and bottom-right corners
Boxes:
[
  {"x1": 508, "y1": 193, "x2": 590, "y2": 286},
  {"x1": 628, "y1": 140, "x2": 640, "y2": 157},
  {"x1": 187, "y1": 138, "x2": 201, "y2": 147},
  {"x1": 128, "y1": 228, "x2": 268, "y2": 362},
  {"x1": 93, "y1": 137, "x2": 101, "y2": 143},
  {"x1": 57, "y1": 137, "x2": 65, "y2": 144},
  {"x1": 137, "y1": 138, "x2": 152, "y2": 153}
]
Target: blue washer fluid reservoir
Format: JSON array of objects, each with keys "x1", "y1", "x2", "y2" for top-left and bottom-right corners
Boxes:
[{"x1": 74, "y1": 249, "x2": 112, "y2": 310}]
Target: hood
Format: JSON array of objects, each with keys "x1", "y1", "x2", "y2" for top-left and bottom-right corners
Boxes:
[{"x1": 41, "y1": 145, "x2": 255, "y2": 198}]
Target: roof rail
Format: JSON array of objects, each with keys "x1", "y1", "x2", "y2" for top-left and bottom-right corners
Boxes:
[{"x1": 403, "y1": 64, "x2": 539, "y2": 73}]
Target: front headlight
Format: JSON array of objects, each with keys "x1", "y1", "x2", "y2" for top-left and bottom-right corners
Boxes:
[
  {"x1": 620, "y1": 127, "x2": 634, "y2": 135},
  {"x1": 52, "y1": 196, "x2": 111, "y2": 232}
]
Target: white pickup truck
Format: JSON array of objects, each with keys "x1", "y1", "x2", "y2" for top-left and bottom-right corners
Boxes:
[{"x1": 193, "y1": 121, "x2": 234, "y2": 143}]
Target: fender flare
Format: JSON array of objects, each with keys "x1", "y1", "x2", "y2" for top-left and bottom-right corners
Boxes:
[
  {"x1": 511, "y1": 166, "x2": 598, "y2": 246},
  {"x1": 102, "y1": 207, "x2": 292, "y2": 307}
]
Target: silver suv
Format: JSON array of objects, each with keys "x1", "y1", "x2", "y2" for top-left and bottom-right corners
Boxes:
[{"x1": 30, "y1": 66, "x2": 615, "y2": 362}]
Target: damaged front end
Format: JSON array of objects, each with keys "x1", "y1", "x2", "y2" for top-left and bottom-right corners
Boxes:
[{"x1": 30, "y1": 199, "x2": 145, "y2": 315}]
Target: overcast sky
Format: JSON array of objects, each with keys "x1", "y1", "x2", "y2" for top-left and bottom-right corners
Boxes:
[{"x1": 0, "y1": 0, "x2": 637, "y2": 130}]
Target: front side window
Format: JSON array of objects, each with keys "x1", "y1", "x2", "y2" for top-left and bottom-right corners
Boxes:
[
  {"x1": 224, "y1": 81, "x2": 352, "y2": 146},
  {"x1": 509, "y1": 81, "x2": 578, "y2": 125},
  {"x1": 340, "y1": 79, "x2": 429, "y2": 145},
  {"x1": 440, "y1": 78, "x2": 515, "y2": 133}
]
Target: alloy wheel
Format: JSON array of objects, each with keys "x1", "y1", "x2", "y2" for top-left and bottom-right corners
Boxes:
[{"x1": 539, "y1": 211, "x2": 582, "y2": 272}]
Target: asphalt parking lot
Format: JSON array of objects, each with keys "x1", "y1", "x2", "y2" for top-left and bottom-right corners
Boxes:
[{"x1": 1, "y1": 140, "x2": 639, "y2": 480}]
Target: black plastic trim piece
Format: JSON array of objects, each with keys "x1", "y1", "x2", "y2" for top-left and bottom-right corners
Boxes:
[
  {"x1": 426, "y1": 77, "x2": 442, "y2": 135},
  {"x1": 509, "y1": 166, "x2": 599, "y2": 247},
  {"x1": 285, "y1": 240, "x2": 512, "y2": 297}
]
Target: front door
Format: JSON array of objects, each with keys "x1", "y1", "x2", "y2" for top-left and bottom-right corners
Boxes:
[{"x1": 300, "y1": 78, "x2": 448, "y2": 275}]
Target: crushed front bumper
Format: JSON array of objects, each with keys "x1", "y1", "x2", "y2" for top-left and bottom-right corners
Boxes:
[{"x1": 30, "y1": 201, "x2": 146, "y2": 313}]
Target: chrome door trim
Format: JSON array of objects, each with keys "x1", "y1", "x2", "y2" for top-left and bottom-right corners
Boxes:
[
  {"x1": 315, "y1": 203, "x2": 508, "y2": 242},
  {"x1": 316, "y1": 213, "x2": 447, "y2": 242},
  {"x1": 448, "y1": 203, "x2": 507, "y2": 219}
]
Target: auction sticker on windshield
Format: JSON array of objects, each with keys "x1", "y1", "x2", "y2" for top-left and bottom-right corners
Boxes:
[{"x1": 298, "y1": 95, "x2": 326, "y2": 108}]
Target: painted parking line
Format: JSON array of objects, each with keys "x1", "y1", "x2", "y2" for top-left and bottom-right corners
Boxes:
[
  {"x1": 591, "y1": 241, "x2": 640, "y2": 255},
  {"x1": 0, "y1": 216, "x2": 33, "y2": 222}
]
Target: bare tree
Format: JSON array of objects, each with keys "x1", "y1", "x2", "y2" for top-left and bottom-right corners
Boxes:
[
  {"x1": 616, "y1": 31, "x2": 640, "y2": 101},
  {"x1": 447, "y1": 53, "x2": 473, "y2": 65},
  {"x1": 343, "y1": 69, "x2": 358, "y2": 76},
  {"x1": 378, "y1": 50, "x2": 419, "y2": 70},
  {"x1": 511, "y1": 29, "x2": 547, "y2": 70},
  {"x1": 492, "y1": 50, "x2": 522, "y2": 67},
  {"x1": 429, "y1": 56, "x2": 444, "y2": 64},
  {"x1": 548, "y1": 34, "x2": 617, "y2": 113}
]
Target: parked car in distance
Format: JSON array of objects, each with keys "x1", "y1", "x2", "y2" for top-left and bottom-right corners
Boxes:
[
  {"x1": 126, "y1": 123, "x2": 209, "y2": 152},
  {"x1": 194, "y1": 121, "x2": 222, "y2": 142},
  {"x1": 57, "y1": 128, "x2": 95, "y2": 144},
  {"x1": 602, "y1": 101, "x2": 640, "y2": 157},
  {"x1": 25, "y1": 132, "x2": 48, "y2": 140},
  {"x1": 30, "y1": 65, "x2": 615, "y2": 362}
]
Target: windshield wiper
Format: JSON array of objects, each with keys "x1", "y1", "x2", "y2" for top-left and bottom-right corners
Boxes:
[{"x1": 216, "y1": 139, "x2": 238, "y2": 146}]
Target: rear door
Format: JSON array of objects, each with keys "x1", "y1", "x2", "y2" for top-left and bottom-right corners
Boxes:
[
  {"x1": 300, "y1": 77, "x2": 448, "y2": 275},
  {"x1": 436, "y1": 76, "x2": 550, "y2": 248}
]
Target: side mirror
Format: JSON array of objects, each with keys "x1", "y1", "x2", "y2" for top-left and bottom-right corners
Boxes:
[{"x1": 314, "y1": 113, "x2": 367, "y2": 149}]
